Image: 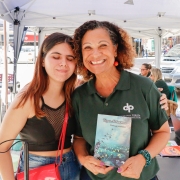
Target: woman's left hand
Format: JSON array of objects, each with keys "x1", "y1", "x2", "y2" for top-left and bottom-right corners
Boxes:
[{"x1": 117, "y1": 154, "x2": 146, "y2": 179}]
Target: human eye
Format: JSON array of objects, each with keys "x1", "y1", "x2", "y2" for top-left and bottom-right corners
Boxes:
[
  {"x1": 53, "y1": 55, "x2": 60, "y2": 60},
  {"x1": 100, "y1": 44, "x2": 107, "y2": 48},
  {"x1": 83, "y1": 46, "x2": 92, "y2": 50},
  {"x1": 67, "y1": 56, "x2": 75, "y2": 61}
]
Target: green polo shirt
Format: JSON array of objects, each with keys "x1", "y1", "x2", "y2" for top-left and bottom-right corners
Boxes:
[
  {"x1": 72, "y1": 70, "x2": 168, "y2": 180},
  {"x1": 155, "y1": 79, "x2": 170, "y2": 99}
]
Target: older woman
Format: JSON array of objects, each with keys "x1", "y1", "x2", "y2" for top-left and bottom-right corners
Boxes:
[{"x1": 72, "y1": 20, "x2": 170, "y2": 180}]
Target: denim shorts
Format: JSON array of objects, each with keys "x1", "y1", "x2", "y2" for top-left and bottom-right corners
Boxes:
[{"x1": 18, "y1": 150, "x2": 80, "y2": 180}]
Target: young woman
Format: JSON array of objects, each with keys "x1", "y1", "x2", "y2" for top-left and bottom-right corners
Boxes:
[
  {"x1": 72, "y1": 20, "x2": 170, "y2": 180},
  {"x1": 0, "y1": 32, "x2": 80, "y2": 180}
]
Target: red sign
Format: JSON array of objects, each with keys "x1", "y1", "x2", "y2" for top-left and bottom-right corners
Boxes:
[{"x1": 24, "y1": 35, "x2": 38, "y2": 42}]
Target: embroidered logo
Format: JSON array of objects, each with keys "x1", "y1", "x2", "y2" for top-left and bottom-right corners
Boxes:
[{"x1": 123, "y1": 103, "x2": 134, "y2": 113}]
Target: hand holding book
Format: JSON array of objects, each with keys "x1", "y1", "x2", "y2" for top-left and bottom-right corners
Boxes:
[
  {"x1": 117, "y1": 153, "x2": 146, "y2": 179},
  {"x1": 81, "y1": 155, "x2": 114, "y2": 175}
]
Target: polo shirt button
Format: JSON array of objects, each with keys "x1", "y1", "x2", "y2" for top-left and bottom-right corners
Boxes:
[{"x1": 105, "y1": 103, "x2": 108, "y2": 106}]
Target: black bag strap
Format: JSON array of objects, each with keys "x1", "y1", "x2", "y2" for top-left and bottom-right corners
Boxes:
[{"x1": 0, "y1": 139, "x2": 29, "y2": 180}]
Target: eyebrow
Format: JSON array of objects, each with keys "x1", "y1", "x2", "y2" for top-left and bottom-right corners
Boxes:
[
  {"x1": 82, "y1": 40, "x2": 109, "y2": 46},
  {"x1": 51, "y1": 52, "x2": 75, "y2": 58}
]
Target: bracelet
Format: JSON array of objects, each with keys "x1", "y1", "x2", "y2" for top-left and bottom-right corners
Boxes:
[{"x1": 138, "y1": 149, "x2": 152, "y2": 167}]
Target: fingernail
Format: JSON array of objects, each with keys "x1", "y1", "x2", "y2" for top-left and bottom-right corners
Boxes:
[
  {"x1": 117, "y1": 168, "x2": 122, "y2": 173},
  {"x1": 100, "y1": 162, "x2": 105, "y2": 166}
]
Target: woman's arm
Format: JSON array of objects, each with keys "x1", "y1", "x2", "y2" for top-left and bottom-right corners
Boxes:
[
  {"x1": 73, "y1": 136, "x2": 113, "y2": 175},
  {"x1": 0, "y1": 93, "x2": 32, "y2": 180},
  {"x1": 144, "y1": 121, "x2": 170, "y2": 158},
  {"x1": 118, "y1": 121, "x2": 170, "y2": 179}
]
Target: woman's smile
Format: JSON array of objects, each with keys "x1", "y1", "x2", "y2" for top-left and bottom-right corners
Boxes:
[{"x1": 90, "y1": 59, "x2": 105, "y2": 65}]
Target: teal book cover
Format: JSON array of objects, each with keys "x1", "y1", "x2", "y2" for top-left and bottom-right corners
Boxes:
[{"x1": 94, "y1": 114, "x2": 132, "y2": 167}]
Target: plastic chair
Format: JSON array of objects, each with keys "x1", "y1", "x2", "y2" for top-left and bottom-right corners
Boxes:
[{"x1": 168, "y1": 85, "x2": 178, "y2": 102}]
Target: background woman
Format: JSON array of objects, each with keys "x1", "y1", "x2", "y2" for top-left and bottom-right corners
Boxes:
[
  {"x1": 0, "y1": 33, "x2": 80, "y2": 180},
  {"x1": 140, "y1": 63, "x2": 152, "y2": 77},
  {"x1": 72, "y1": 20, "x2": 170, "y2": 180},
  {"x1": 149, "y1": 67, "x2": 170, "y2": 99}
]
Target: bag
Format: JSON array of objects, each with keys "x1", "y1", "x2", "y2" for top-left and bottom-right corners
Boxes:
[
  {"x1": 16, "y1": 103, "x2": 69, "y2": 180},
  {"x1": 16, "y1": 163, "x2": 61, "y2": 180}
]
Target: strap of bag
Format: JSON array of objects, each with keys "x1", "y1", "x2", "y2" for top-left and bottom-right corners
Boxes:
[
  {"x1": 56, "y1": 103, "x2": 69, "y2": 165},
  {"x1": 16, "y1": 102, "x2": 69, "y2": 171}
]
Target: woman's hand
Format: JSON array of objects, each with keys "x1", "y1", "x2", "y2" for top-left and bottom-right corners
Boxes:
[
  {"x1": 160, "y1": 93, "x2": 168, "y2": 110},
  {"x1": 117, "y1": 154, "x2": 146, "y2": 179},
  {"x1": 82, "y1": 155, "x2": 114, "y2": 175}
]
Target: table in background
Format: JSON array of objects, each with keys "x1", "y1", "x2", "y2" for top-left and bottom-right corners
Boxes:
[{"x1": 157, "y1": 131, "x2": 180, "y2": 180}]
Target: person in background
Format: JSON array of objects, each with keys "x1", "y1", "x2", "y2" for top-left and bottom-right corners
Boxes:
[
  {"x1": 140, "y1": 63, "x2": 152, "y2": 77},
  {"x1": 0, "y1": 33, "x2": 80, "y2": 180},
  {"x1": 141, "y1": 46, "x2": 144, "y2": 57},
  {"x1": 149, "y1": 67, "x2": 170, "y2": 99},
  {"x1": 72, "y1": 20, "x2": 170, "y2": 180}
]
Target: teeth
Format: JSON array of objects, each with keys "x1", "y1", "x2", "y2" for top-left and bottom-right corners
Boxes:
[{"x1": 91, "y1": 60, "x2": 104, "y2": 64}]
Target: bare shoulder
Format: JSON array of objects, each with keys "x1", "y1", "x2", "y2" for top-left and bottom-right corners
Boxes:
[{"x1": 9, "y1": 84, "x2": 34, "y2": 112}]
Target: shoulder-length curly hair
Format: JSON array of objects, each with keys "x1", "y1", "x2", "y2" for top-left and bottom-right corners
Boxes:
[
  {"x1": 73, "y1": 20, "x2": 136, "y2": 80},
  {"x1": 16, "y1": 32, "x2": 77, "y2": 118}
]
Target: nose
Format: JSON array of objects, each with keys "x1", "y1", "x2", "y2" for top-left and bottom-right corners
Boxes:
[
  {"x1": 92, "y1": 48, "x2": 101, "y2": 58},
  {"x1": 59, "y1": 57, "x2": 67, "y2": 66}
]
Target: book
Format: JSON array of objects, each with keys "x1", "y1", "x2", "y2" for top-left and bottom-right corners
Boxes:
[
  {"x1": 160, "y1": 146, "x2": 180, "y2": 157},
  {"x1": 94, "y1": 114, "x2": 132, "y2": 167},
  {"x1": 166, "y1": 140, "x2": 178, "y2": 147}
]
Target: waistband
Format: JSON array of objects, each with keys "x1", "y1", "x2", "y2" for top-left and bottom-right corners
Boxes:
[{"x1": 21, "y1": 149, "x2": 77, "y2": 164}]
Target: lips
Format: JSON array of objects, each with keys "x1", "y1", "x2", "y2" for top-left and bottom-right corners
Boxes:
[{"x1": 56, "y1": 69, "x2": 68, "y2": 73}]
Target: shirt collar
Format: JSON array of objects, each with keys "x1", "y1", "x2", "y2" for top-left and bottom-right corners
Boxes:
[{"x1": 87, "y1": 70, "x2": 131, "y2": 95}]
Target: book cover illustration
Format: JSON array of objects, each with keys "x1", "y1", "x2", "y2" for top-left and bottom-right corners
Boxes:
[
  {"x1": 166, "y1": 140, "x2": 178, "y2": 147},
  {"x1": 94, "y1": 114, "x2": 132, "y2": 167},
  {"x1": 160, "y1": 146, "x2": 180, "y2": 157}
]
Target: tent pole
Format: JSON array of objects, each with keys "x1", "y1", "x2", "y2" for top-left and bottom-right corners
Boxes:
[
  {"x1": 3, "y1": 20, "x2": 8, "y2": 110},
  {"x1": 1, "y1": 20, "x2": 9, "y2": 121},
  {"x1": 33, "y1": 32, "x2": 36, "y2": 64},
  {"x1": 154, "y1": 30, "x2": 162, "y2": 68}
]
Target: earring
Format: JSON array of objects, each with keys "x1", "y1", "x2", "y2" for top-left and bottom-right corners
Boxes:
[{"x1": 114, "y1": 61, "x2": 119, "y2": 66}]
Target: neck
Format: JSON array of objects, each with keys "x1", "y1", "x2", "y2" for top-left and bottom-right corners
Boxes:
[
  {"x1": 44, "y1": 80, "x2": 64, "y2": 98},
  {"x1": 95, "y1": 69, "x2": 120, "y2": 97},
  {"x1": 42, "y1": 81, "x2": 65, "y2": 108}
]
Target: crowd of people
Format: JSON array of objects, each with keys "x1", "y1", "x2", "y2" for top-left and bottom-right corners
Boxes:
[{"x1": 0, "y1": 20, "x2": 171, "y2": 180}]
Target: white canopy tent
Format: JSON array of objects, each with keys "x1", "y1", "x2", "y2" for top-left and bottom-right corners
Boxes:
[{"x1": 1, "y1": 0, "x2": 180, "y2": 94}]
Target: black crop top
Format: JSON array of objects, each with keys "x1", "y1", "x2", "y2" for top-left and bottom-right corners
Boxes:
[{"x1": 19, "y1": 97, "x2": 76, "y2": 151}]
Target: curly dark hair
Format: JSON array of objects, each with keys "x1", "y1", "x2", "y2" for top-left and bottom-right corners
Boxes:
[
  {"x1": 142, "y1": 63, "x2": 152, "y2": 70},
  {"x1": 73, "y1": 20, "x2": 136, "y2": 80}
]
